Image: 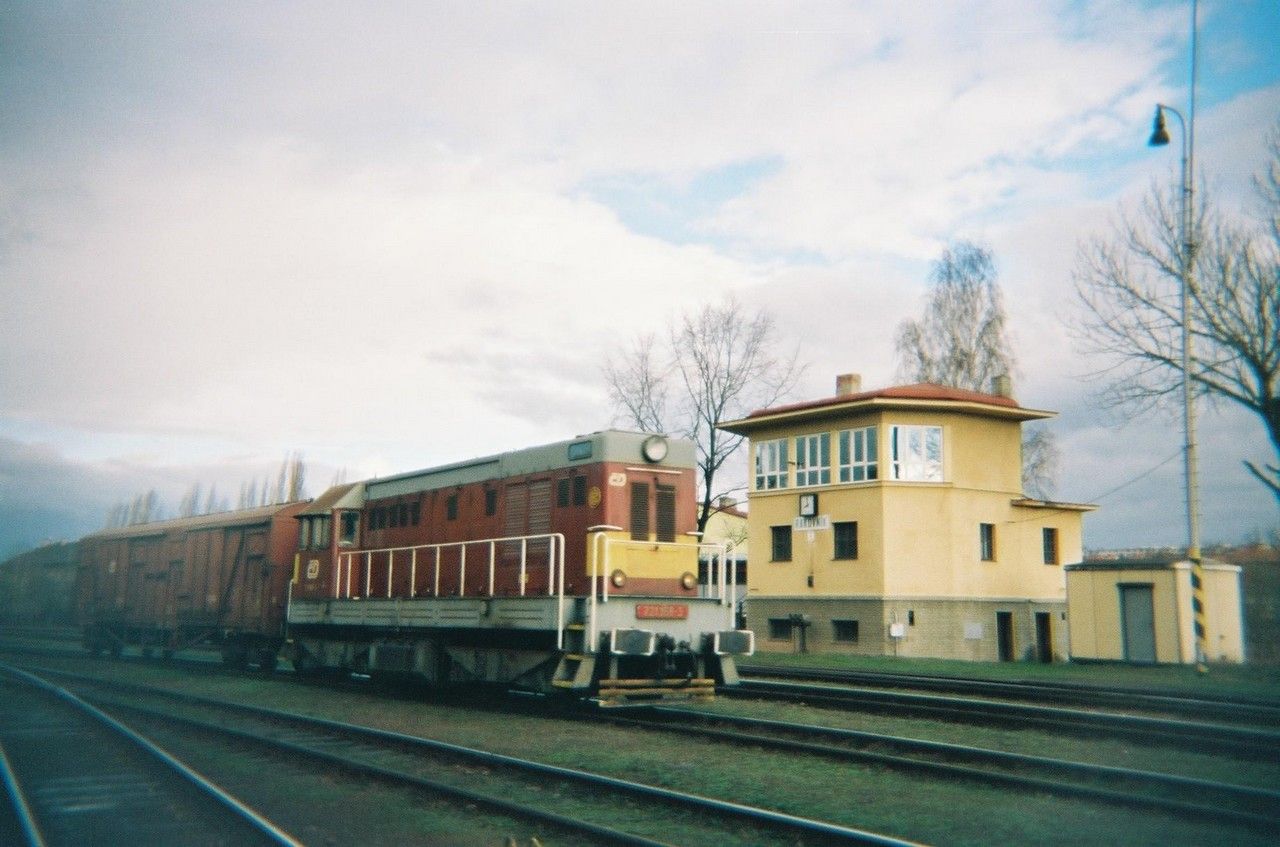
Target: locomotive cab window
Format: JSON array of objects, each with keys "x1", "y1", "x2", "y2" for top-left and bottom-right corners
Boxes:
[{"x1": 339, "y1": 512, "x2": 359, "y2": 546}]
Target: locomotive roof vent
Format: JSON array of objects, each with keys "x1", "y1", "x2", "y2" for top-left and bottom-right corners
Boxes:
[{"x1": 640, "y1": 435, "x2": 668, "y2": 463}]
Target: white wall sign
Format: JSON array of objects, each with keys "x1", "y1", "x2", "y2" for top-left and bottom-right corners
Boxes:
[
  {"x1": 964, "y1": 622, "x2": 984, "y2": 640},
  {"x1": 793, "y1": 515, "x2": 831, "y2": 531}
]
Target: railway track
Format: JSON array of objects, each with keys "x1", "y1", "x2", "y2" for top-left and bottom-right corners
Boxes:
[
  {"x1": 0, "y1": 663, "x2": 298, "y2": 847},
  {"x1": 33, "y1": 667, "x2": 921, "y2": 847},
  {"x1": 738, "y1": 664, "x2": 1280, "y2": 725},
  {"x1": 596, "y1": 705, "x2": 1280, "y2": 831},
  {"x1": 730, "y1": 678, "x2": 1280, "y2": 759}
]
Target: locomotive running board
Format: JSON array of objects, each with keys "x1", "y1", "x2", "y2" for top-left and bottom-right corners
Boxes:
[{"x1": 595, "y1": 677, "x2": 716, "y2": 708}]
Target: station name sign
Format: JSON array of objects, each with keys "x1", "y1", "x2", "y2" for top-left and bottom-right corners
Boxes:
[{"x1": 793, "y1": 515, "x2": 831, "y2": 531}]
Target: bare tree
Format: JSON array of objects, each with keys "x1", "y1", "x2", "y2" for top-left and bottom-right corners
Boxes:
[
  {"x1": 896, "y1": 240, "x2": 1058, "y2": 495},
  {"x1": 895, "y1": 242, "x2": 1015, "y2": 390},
  {"x1": 1074, "y1": 126, "x2": 1280, "y2": 503},
  {"x1": 605, "y1": 296, "x2": 803, "y2": 536}
]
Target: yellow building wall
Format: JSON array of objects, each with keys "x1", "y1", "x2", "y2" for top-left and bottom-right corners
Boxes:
[
  {"x1": 745, "y1": 407, "x2": 1080, "y2": 604},
  {"x1": 1064, "y1": 563, "x2": 1243, "y2": 664},
  {"x1": 1203, "y1": 565, "x2": 1245, "y2": 662}
]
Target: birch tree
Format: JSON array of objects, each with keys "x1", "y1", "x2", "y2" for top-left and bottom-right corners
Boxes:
[
  {"x1": 605, "y1": 296, "x2": 803, "y2": 536},
  {"x1": 896, "y1": 240, "x2": 1058, "y2": 496}
]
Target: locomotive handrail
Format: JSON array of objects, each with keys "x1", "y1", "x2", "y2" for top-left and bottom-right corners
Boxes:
[{"x1": 334, "y1": 533, "x2": 566, "y2": 607}]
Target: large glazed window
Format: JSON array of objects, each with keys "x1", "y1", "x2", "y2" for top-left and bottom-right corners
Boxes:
[
  {"x1": 889, "y1": 425, "x2": 943, "y2": 481},
  {"x1": 755, "y1": 439, "x2": 789, "y2": 490},
  {"x1": 794, "y1": 433, "x2": 830, "y2": 487},
  {"x1": 838, "y1": 426, "x2": 878, "y2": 482}
]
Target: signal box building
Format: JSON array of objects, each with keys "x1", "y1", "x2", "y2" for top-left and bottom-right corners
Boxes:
[{"x1": 719, "y1": 374, "x2": 1095, "y2": 662}]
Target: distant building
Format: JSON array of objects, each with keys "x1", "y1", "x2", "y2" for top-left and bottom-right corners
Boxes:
[
  {"x1": 698, "y1": 497, "x2": 749, "y2": 616},
  {"x1": 0, "y1": 541, "x2": 79, "y2": 625},
  {"x1": 719, "y1": 373, "x2": 1094, "y2": 661}
]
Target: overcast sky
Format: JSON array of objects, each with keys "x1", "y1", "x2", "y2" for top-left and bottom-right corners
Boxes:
[{"x1": 2, "y1": 1, "x2": 1277, "y2": 556}]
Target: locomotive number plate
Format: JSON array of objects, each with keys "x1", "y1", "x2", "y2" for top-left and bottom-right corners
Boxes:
[{"x1": 635, "y1": 603, "x2": 688, "y2": 620}]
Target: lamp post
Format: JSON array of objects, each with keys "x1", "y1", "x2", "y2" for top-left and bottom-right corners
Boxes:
[{"x1": 1147, "y1": 0, "x2": 1206, "y2": 670}]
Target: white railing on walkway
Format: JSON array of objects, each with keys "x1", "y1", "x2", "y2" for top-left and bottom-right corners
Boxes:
[{"x1": 334, "y1": 532, "x2": 565, "y2": 600}]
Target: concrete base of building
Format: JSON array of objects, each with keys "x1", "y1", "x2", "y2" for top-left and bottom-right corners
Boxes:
[{"x1": 745, "y1": 596, "x2": 1069, "y2": 663}]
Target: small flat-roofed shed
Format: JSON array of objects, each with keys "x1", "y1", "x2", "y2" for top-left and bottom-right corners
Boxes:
[{"x1": 1064, "y1": 558, "x2": 1244, "y2": 664}]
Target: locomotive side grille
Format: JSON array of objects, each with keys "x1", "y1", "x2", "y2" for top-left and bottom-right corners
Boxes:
[
  {"x1": 630, "y1": 482, "x2": 649, "y2": 541},
  {"x1": 655, "y1": 484, "x2": 676, "y2": 543}
]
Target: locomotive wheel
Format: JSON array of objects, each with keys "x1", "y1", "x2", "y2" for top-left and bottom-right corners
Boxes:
[
  {"x1": 257, "y1": 647, "x2": 279, "y2": 673},
  {"x1": 221, "y1": 643, "x2": 248, "y2": 670}
]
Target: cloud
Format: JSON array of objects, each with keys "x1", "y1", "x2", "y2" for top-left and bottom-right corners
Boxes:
[{"x1": 0, "y1": 1, "x2": 1276, "y2": 552}]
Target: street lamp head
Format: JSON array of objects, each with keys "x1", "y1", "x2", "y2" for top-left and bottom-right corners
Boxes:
[{"x1": 1148, "y1": 105, "x2": 1171, "y2": 147}]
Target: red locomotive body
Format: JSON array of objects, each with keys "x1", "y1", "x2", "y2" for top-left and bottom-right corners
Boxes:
[
  {"x1": 289, "y1": 431, "x2": 752, "y2": 702},
  {"x1": 77, "y1": 502, "x2": 308, "y2": 666}
]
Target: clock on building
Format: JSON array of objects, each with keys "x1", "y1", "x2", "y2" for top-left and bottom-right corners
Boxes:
[{"x1": 798, "y1": 492, "x2": 818, "y2": 518}]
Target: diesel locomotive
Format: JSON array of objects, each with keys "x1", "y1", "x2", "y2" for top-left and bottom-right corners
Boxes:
[{"x1": 77, "y1": 430, "x2": 753, "y2": 703}]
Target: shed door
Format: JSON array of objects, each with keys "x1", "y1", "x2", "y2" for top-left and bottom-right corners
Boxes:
[{"x1": 1120, "y1": 584, "x2": 1157, "y2": 663}]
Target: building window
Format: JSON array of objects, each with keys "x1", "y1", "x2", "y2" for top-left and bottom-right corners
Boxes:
[
  {"x1": 485, "y1": 488, "x2": 498, "y2": 516},
  {"x1": 410, "y1": 502, "x2": 420, "y2": 526},
  {"x1": 833, "y1": 619, "x2": 859, "y2": 642},
  {"x1": 833, "y1": 521, "x2": 858, "y2": 559},
  {"x1": 754, "y1": 439, "x2": 789, "y2": 490},
  {"x1": 572, "y1": 475, "x2": 587, "y2": 506},
  {"x1": 770, "y1": 525, "x2": 792, "y2": 562},
  {"x1": 890, "y1": 425, "x2": 943, "y2": 481},
  {"x1": 398, "y1": 504, "x2": 408, "y2": 526},
  {"x1": 768, "y1": 618, "x2": 793, "y2": 640},
  {"x1": 388, "y1": 505, "x2": 399, "y2": 528},
  {"x1": 838, "y1": 426, "x2": 878, "y2": 482},
  {"x1": 309, "y1": 516, "x2": 329, "y2": 549},
  {"x1": 630, "y1": 482, "x2": 650, "y2": 541},
  {"x1": 656, "y1": 484, "x2": 676, "y2": 543},
  {"x1": 446, "y1": 494, "x2": 458, "y2": 521},
  {"x1": 980, "y1": 523, "x2": 996, "y2": 561},
  {"x1": 557, "y1": 478, "x2": 571, "y2": 508},
  {"x1": 1043, "y1": 527, "x2": 1059, "y2": 564},
  {"x1": 339, "y1": 512, "x2": 359, "y2": 546},
  {"x1": 794, "y1": 433, "x2": 831, "y2": 487}
]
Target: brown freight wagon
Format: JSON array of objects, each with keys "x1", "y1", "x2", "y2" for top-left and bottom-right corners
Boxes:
[{"x1": 77, "y1": 501, "x2": 307, "y2": 668}]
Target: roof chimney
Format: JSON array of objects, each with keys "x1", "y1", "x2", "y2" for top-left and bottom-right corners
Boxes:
[
  {"x1": 836, "y1": 373, "x2": 862, "y2": 396},
  {"x1": 992, "y1": 374, "x2": 1013, "y2": 398}
]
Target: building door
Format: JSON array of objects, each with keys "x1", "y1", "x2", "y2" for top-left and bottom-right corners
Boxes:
[
  {"x1": 1034, "y1": 612, "x2": 1053, "y2": 663},
  {"x1": 1119, "y1": 584, "x2": 1157, "y2": 663},
  {"x1": 996, "y1": 611, "x2": 1014, "y2": 661}
]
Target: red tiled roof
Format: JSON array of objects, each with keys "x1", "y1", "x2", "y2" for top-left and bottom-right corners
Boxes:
[{"x1": 745, "y1": 383, "x2": 1021, "y2": 419}]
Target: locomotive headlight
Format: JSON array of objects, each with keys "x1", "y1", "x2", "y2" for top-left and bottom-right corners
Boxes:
[
  {"x1": 610, "y1": 569, "x2": 627, "y2": 588},
  {"x1": 641, "y1": 435, "x2": 668, "y2": 463},
  {"x1": 680, "y1": 571, "x2": 697, "y2": 590}
]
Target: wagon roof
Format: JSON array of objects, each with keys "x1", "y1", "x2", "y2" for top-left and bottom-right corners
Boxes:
[{"x1": 84, "y1": 501, "x2": 305, "y2": 540}]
